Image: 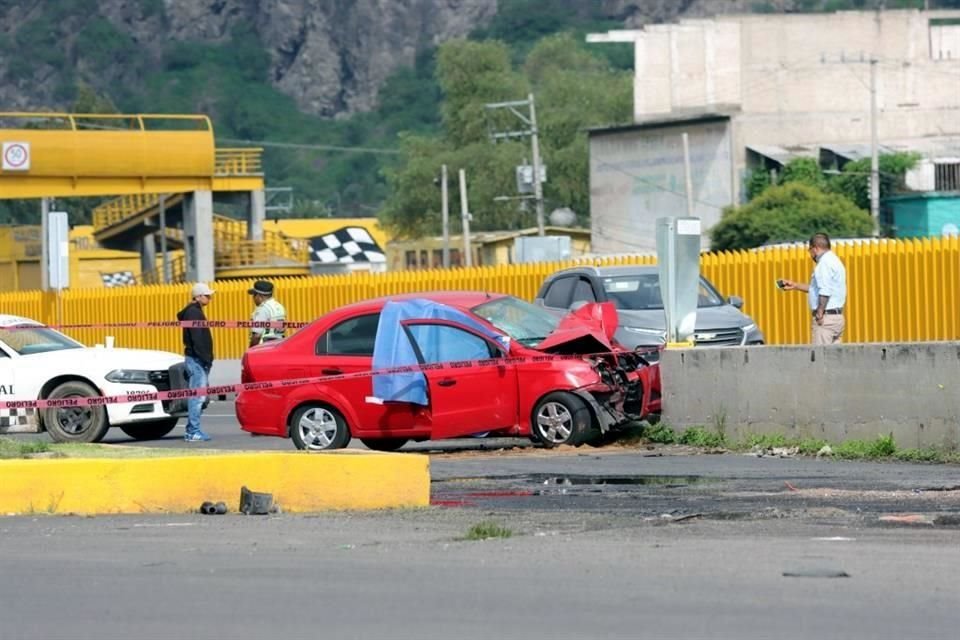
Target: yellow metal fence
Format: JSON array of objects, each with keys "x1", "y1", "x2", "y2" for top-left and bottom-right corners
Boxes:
[{"x1": 1, "y1": 237, "x2": 957, "y2": 359}]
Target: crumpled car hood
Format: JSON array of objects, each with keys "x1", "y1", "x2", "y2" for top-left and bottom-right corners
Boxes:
[{"x1": 536, "y1": 302, "x2": 619, "y2": 353}]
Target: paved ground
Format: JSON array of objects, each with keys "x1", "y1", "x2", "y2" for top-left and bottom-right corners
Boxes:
[{"x1": 4, "y1": 399, "x2": 960, "y2": 638}]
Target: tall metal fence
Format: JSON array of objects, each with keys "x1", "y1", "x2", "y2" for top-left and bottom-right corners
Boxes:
[{"x1": 1, "y1": 237, "x2": 957, "y2": 359}]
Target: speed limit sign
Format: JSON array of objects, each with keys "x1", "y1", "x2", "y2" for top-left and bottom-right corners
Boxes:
[{"x1": 2, "y1": 142, "x2": 31, "y2": 171}]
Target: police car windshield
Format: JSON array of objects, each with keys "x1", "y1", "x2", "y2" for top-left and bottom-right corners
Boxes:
[{"x1": 0, "y1": 326, "x2": 83, "y2": 355}]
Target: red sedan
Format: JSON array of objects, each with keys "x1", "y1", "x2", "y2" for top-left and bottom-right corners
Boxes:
[{"x1": 236, "y1": 291, "x2": 660, "y2": 451}]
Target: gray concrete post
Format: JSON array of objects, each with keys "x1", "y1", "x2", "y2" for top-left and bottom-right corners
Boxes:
[
  {"x1": 183, "y1": 190, "x2": 215, "y2": 283},
  {"x1": 140, "y1": 233, "x2": 157, "y2": 280},
  {"x1": 249, "y1": 189, "x2": 265, "y2": 241}
]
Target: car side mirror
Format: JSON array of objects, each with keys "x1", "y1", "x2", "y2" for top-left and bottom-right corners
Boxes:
[
  {"x1": 728, "y1": 295, "x2": 744, "y2": 309},
  {"x1": 533, "y1": 299, "x2": 545, "y2": 307}
]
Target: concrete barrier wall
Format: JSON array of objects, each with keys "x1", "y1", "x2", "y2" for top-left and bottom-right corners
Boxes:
[{"x1": 661, "y1": 343, "x2": 960, "y2": 449}]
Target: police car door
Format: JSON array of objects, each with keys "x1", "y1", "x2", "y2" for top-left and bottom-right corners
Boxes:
[{"x1": 0, "y1": 341, "x2": 22, "y2": 432}]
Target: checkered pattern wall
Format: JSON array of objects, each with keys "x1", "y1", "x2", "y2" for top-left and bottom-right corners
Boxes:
[
  {"x1": 309, "y1": 227, "x2": 386, "y2": 264},
  {"x1": 101, "y1": 271, "x2": 137, "y2": 287}
]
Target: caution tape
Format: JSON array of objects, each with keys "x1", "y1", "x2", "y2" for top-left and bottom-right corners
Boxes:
[
  {"x1": 0, "y1": 352, "x2": 624, "y2": 411},
  {"x1": 4, "y1": 320, "x2": 310, "y2": 331}
]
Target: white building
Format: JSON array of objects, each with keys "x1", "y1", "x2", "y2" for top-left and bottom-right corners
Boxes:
[{"x1": 587, "y1": 9, "x2": 960, "y2": 253}]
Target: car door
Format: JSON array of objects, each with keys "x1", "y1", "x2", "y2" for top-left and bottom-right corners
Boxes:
[
  {"x1": 0, "y1": 345, "x2": 18, "y2": 432},
  {"x1": 404, "y1": 322, "x2": 518, "y2": 440},
  {"x1": 313, "y1": 313, "x2": 423, "y2": 436}
]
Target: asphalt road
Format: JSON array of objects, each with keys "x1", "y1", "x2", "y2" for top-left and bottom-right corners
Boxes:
[{"x1": 4, "y1": 400, "x2": 960, "y2": 638}]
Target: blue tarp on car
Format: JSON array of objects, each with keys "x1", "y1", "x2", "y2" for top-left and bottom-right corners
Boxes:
[{"x1": 371, "y1": 298, "x2": 503, "y2": 405}]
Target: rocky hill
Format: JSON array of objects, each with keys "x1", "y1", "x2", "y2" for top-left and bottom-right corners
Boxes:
[{"x1": 0, "y1": 0, "x2": 809, "y2": 118}]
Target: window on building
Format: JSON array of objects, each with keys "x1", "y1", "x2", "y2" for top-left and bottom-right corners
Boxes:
[
  {"x1": 934, "y1": 162, "x2": 960, "y2": 192},
  {"x1": 929, "y1": 19, "x2": 960, "y2": 60},
  {"x1": 450, "y1": 249, "x2": 462, "y2": 267},
  {"x1": 419, "y1": 250, "x2": 429, "y2": 268},
  {"x1": 405, "y1": 251, "x2": 417, "y2": 269}
]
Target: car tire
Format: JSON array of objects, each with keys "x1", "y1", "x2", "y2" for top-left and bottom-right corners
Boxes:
[
  {"x1": 42, "y1": 381, "x2": 110, "y2": 444},
  {"x1": 119, "y1": 418, "x2": 179, "y2": 441},
  {"x1": 360, "y1": 438, "x2": 408, "y2": 452},
  {"x1": 289, "y1": 405, "x2": 351, "y2": 451},
  {"x1": 530, "y1": 392, "x2": 591, "y2": 448}
]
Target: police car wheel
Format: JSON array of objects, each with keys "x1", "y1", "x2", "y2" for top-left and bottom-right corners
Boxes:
[
  {"x1": 42, "y1": 381, "x2": 110, "y2": 444},
  {"x1": 119, "y1": 418, "x2": 179, "y2": 441},
  {"x1": 290, "y1": 405, "x2": 351, "y2": 451}
]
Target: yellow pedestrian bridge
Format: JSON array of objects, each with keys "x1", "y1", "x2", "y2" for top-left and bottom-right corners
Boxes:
[{"x1": 0, "y1": 112, "x2": 311, "y2": 281}]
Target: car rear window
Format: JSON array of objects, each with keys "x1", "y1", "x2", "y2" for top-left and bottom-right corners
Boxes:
[{"x1": 316, "y1": 314, "x2": 380, "y2": 356}]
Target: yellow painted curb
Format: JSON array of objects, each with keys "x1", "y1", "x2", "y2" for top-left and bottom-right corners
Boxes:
[{"x1": 0, "y1": 451, "x2": 430, "y2": 515}]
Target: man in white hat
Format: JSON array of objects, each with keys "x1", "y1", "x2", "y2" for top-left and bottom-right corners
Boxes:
[{"x1": 176, "y1": 283, "x2": 215, "y2": 441}]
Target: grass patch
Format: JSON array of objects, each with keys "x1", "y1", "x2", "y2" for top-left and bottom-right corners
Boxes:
[
  {"x1": 678, "y1": 426, "x2": 727, "y2": 448},
  {"x1": 833, "y1": 434, "x2": 897, "y2": 460},
  {"x1": 463, "y1": 521, "x2": 513, "y2": 541},
  {"x1": 641, "y1": 423, "x2": 677, "y2": 444},
  {"x1": 0, "y1": 437, "x2": 52, "y2": 459},
  {"x1": 0, "y1": 437, "x2": 242, "y2": 459}
]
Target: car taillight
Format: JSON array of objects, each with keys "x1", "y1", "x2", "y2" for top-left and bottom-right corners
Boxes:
[{"x1": 241, "y1": 354, "x2": 252, "y2": 384}]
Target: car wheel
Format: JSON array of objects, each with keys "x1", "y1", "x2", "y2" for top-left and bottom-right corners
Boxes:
[
  {"x1": 119, "y1": 418, "x2": 179, "y2": 441},
  {"x1": 290, "y1": 405, "x2": 351, "y2": 451},
  {"x1": 530, "y1": 392, "x2": 591, "y2": 448},
  {"x1": 42, "y1": 381, "x2": 110, "y2": 443},
  {"x1": 360, "y1": 438, "x2": 408, "y2": 452}
]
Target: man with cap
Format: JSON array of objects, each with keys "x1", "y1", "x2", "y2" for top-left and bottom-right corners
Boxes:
[
  {"x1": 177, "y1": 283, "x2": 215, "y2": 442},
  {"x1": 248, "y1": 280, "x2": 287, "y2": 348}
]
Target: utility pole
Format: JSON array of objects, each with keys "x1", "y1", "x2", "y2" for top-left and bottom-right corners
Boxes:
[
  {"x1": 820, "y1": 51, "x2": 882, "y2": 237},
  {"x1": 40, "y1": 197, "x2": 49, "y2": 292},
  {"x1": 440, "y1": 164, "x2": 450, "y2": 268},
  {"x1": 528, "y1": 93, "x2": 545, "y2": 236},
  {"x1": 159, "y1": 194, "x2": 170, "y2": 283},
  {"x1": 458, "y1": 169, "x2": 472, "y2": 267},
  {"x1": 682, "y1": 133, "x2": 695, "y2": 218},
  {"x1": 869, "y1": 58, "x2": 880, "y2": 237},
  {"x1": 485, "y1": 93, "x2": 547, "y2": 236}
]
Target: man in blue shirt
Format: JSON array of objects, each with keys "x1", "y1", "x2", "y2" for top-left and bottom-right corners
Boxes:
[{"x1": 780, "y1": 233, "x2": 847, "y2": 345}]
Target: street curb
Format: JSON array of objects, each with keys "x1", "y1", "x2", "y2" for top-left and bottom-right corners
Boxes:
[{"x1": 0, "y1": 451, "x2": 430, "y2": 515}]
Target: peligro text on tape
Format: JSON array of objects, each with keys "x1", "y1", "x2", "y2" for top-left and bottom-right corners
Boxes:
[
  {"x1": 5, "y1": 320, "x2": 310, "y2": 331},
  {"x1": 0, "y1": 352, "x2": 642, "y2": 411}
]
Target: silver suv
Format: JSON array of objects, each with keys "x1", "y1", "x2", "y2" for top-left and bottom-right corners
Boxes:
[{"x1": 535, "y1": 265, "x2": 764, "y2": 358}]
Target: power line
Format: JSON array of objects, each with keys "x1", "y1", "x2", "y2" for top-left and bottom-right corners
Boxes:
[
  {"x1": 593, "y1": 160, "x2": 729, "y2": 211},
  {"x1": 218, "y1": 138, "x2": 402, "y2": 155}
]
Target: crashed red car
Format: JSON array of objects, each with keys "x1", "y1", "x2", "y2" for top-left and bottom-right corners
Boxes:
[{"x1": 236, "y1": 291, "x2": 660, "y2": 451}]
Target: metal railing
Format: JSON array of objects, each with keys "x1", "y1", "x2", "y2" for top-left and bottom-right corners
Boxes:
[
  {"x1": 214, "y1": 148, "x2": 263, "y2": 176},
  {"x1": 3, "y1": 236, "x2": 958, "y2": 358}
]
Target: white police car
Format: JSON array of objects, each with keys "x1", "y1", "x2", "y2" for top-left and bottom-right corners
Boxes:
[{"x1": 0, "y1": 315, "x2": 189, "y2": 443}]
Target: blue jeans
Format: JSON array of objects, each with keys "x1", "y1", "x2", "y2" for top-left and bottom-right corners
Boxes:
[{"x1": 184, "y1": 356, "x2": 210, "y2": 435}]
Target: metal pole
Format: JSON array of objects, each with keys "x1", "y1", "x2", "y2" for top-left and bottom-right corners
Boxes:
[
  {"x1": 528, "y1": 93, "x2": 545, "y2": 237},
  {"x1": 40, "y1": 197, "x2": 49, "y2": 292},
  {"x1": 869, "y1": 59, "x2": 880, "y2": 237},
  {"x1": 159, "y1": 194, "x2": 170, "y2": 283},
  {"x1": 441, "y1": 164, "x2": 450, "y2": 268},
  {"x1": 682, "y1": 133, "x2": 695, "y2": 218},
  {"x1": 459, "y1": 169, "x2": 472, "y2": 267}
]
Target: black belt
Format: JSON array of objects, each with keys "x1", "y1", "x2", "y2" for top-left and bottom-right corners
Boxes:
[{"x1": 813, "y1": 308, "x2": 843, "y2": 316}]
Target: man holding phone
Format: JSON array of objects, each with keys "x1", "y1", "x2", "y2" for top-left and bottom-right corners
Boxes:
[{"x1": 779, "y1": 233, "x2": 847, "y2": 345}]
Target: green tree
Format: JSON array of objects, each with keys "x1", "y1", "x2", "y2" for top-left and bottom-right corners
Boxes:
[
  {"x1": 710, "y1": 183, "x2": 874, "y2": 251},
  {"x1": 826, "y1": 152, "x2": 920, "y2": 211},
  {"x1": 379, "y1": 33, "x2": 632, "y2": 237}
]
